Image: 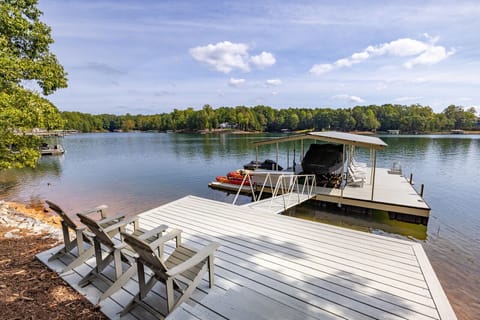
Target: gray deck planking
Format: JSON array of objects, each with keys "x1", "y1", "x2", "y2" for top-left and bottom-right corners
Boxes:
[
  {"x1": 37, "y1": 195, "x2": 455, "y2": 320},
  {"x1": 315, "y1": 168, "x2": 430, "y2": 212}
]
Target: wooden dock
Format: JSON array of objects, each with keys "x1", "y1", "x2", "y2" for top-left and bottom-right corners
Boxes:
[
  {"x1": 37, "y1": 195, "x2": 455, "y2": 320},
  {"x1": 315, "y1": 168, "x2": 430, "y2": 218}
]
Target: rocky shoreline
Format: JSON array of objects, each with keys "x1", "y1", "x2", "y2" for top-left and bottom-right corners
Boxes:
[{"x1": 0, "y1": 200, "x2": 62, "y2": 240}]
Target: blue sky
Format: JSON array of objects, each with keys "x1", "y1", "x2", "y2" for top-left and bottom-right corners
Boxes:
[{"x1": 38, "y1": 0, "x2": 480, "y2": 115}]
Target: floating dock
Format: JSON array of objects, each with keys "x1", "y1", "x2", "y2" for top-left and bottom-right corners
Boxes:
[
  {"x1": 209, "y1": 131, "x2": 431, "y2": 223},
  {"x1": 37, "y1": 195, "x2": 455, "y2": 320}
]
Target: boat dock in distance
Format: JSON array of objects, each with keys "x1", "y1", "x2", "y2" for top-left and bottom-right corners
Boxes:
[{"x1": 209, "y1": 131, "x2": 431, "y2": 224}]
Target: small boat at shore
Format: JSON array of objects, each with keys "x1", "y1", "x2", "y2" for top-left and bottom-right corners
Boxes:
[{"x1": 40, "y1": 143, "x2": 65, "y2": 155}]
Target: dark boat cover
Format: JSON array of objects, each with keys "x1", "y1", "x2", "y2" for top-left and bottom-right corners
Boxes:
[
  {"x1": 243, "y1": 159, "x2": 283, "y2": 171},
  {"x1": 301, "y1": 143, "x2": 343, "y2": 175}
]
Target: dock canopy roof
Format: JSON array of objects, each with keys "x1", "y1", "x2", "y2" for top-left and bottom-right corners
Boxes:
[{"x1": 254, "y1": 131, "x2": 388, "y2": 150}]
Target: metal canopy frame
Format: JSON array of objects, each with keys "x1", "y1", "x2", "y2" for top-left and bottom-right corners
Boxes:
[
  {"x1": 254, "y1": 131, "x2": 387, "y2": 150},
  {"x1": 253, "y1": 131, "x2": 388, "y2": 202}
]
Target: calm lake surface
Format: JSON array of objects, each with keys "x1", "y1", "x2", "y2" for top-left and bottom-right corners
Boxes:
[{"x1": 1, "y1": 132, "x2": 479, "y2": 318}]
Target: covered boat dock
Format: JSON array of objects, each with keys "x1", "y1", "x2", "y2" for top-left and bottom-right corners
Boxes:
[{"x1": 227, "y1": 131, "x2": 431, "y2": 223}]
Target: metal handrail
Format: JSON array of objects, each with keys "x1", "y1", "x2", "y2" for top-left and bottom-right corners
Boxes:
[{"x1": 232, "y1": 171, "x2": 316, "y2": 211}]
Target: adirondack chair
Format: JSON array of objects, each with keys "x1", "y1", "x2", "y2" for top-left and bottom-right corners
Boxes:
[
  {"x1": 45, "y1": 200, "x2": 124, "y2": 272},
  {"x1": 347, "y1": 167, "x2": 366, "y2": 187},
  {"x1": 77, "y1": 212, "x2": 168, "y2": 302},
  {"x1": 120, "y1": 229, "x2": 220, "y2": 317}
]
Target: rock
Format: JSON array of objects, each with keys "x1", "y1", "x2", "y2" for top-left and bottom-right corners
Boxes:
[
  {"x1": 4, "y1": 231, "x2": 22, "y2": 239},
  {"x1": 0, "y1": 202, "x2": 62, "y2": 240}
]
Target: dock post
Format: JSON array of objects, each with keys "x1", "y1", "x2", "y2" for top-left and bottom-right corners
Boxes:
[
  {"x1": 370, "y1": 150, "x2": 377, "y2": 201},
  {"x1": 420, "y1": 184, "x2": 424, "y2": 197},
  {"x1": 287, "y1": 145, "x2": 290, "y2": 169},
  {"x1": 276, "y1": 142, "x2": 279, "y2": 171},
  {"x1": 409, "y1": 173, "x2": 413, "y2": 185}
]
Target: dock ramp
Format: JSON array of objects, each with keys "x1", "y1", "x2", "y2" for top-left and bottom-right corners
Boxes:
[
  {"x1": 244, "y1": 191, "x2": 315, "y2": 214},
  {"x1": 233, "y1": 172, "x2": 317, "y2": 214}
]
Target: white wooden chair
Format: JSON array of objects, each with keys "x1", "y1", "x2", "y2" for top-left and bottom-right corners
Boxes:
[
  {"x1": 347, "y1": 167, "x2": 366, "y2": 187},
  {"x1": 77, "y1": 212, "x2": 169, "y2": 302},
  {"x1": 120, "y1": 229, "x2": 220, "y2": 317},
  {"x1": 45, "y1": 200, "x2": 122, "y2": 273}
]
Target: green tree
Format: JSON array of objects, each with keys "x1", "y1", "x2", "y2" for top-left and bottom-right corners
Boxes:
[
  {"x1": 0, "y1": 0, "x2": 67, "y2": 169},
  {"x1": 443, "y1": 105, "x2": 477, "y2": 129}
]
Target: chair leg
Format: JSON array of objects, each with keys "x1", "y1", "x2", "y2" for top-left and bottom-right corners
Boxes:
[
  {"x1": 99, "y1": 263, "x2": 137, "y2": 302},
  {"x1": 166, "y1": 278, "x2": 175, "y2": 313},
  {"x1": 208, "y1": 254, "x2": 215, "y2": 288},
  {"x1": 48, "y1": 224, "x2": 78, "y2": 261},
  {"x1": 61, "y1": 246, "x2": 94, "y2": 273},
  {"x1": 120, "y1": 274, "x2": 157, "y2": 316},
  {"x1": 78, "y1": 241, "x2": 114, "y2": 287},
  {"x1": 170, "y1": 263, "x2": 208, "y2": 312}
]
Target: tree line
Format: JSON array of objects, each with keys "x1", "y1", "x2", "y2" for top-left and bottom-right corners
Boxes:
[{"x1": 62, "y1": 104, "x2": 478, "y2": 133}]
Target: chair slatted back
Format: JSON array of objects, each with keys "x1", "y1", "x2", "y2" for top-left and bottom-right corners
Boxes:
[
  {"x1": 78, "y1": 213, "x2": 116, "y2": 247},
  {"x1": 46, "y1": 200, "x2": 77, "y2": 230}
]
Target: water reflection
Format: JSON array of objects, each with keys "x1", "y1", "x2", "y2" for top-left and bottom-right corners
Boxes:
[
  {"x1": 285, "y1": 201, "x2": 428, "y2": 240},
  {"x1": 0, "y1": 156, "x2": 63, "y2": 200}
]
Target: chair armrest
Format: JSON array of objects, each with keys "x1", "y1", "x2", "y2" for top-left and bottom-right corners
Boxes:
[
  {"x1": 75, "y1": 225, "x2": 87, "y2": 232},
  {"x1": 148, "y1": 228, "x2": 182, "y2": 250},
  {"x1": 166, "y1": 242, "x2": 220, "y2": 277},
  {"x1": 97, "y1": 212, "x2": 127, "y2": 227},
  {"x1": 78, "y1": 205, "x2": 108, "y2": 218},
  {"x1": 138, "y1": 224, "x2": 169, "y2": 241},
  {"x1": 101, "y1": 215, "x2": 136, "y2": 233}
]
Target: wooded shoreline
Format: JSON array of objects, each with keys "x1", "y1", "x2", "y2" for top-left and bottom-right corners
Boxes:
[{"x1": 61, "y1": 104, "x2": 479, "y2": 134}]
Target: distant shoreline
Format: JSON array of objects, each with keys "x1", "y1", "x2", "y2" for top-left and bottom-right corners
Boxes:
[{"x1": 80, "y1": 129, "x2": 480, "y2": 135}]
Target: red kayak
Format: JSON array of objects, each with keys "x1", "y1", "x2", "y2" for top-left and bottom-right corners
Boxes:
[
  {"x1": 227, "y1": 171, "x2": 244, "y2": 179},
  {"x1": 216, "y1": 176, "x2": 251, "y2": 186}
]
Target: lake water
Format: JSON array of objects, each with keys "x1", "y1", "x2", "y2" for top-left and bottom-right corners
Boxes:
[{"x1": 1, "y1": 132, "x2": 478, "y2": 318}]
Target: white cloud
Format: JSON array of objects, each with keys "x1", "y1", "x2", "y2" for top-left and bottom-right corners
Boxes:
[
  {"x1": 310, "y1": 37, "x2": 454, "y2": 75},
  {"x1": 228, "y1": 78, "x2": 246, "y2": 87},
  {"x1": 404, "y1": 46, "x2": 455, "y2": 69},
  {"x1": 367, "y1": 38, "x2": 428, "y2": 57},
  {"x1": 271, "y1": 91, "x2": 279, "y2": 96},
  {"x1": 190, "y1": 42, "x2": 275, "y2": 73},
  {"x1": 265, "y1": 79, "x2": 282, "y2": 86},
  {"x1": 332, "y1": 94, "x2": 365, "y2": 103},
  {"x1": 190, "y1": 41, "x2": 250, "y2": 73},
  {"x1": 309, "y1": 63, "x2": 333, "y2": 75},
  {"x1": 250, "y1": 52, "x2": 276, "y2": 68}
]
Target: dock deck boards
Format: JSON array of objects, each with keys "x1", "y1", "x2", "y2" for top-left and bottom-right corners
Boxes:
[
  {"x1": 314, "y1": 168, "x2": 430, "y2": 216},
  {"x1": 37, "y1": 195, "x2": 454, "y2": 320}
]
